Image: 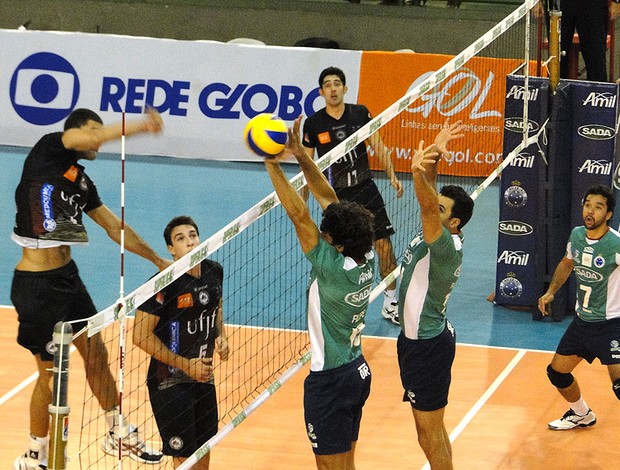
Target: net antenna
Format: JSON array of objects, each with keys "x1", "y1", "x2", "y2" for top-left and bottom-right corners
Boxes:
[{"x1": 112, "y1": 111, "x2": 128, "y2": 470}]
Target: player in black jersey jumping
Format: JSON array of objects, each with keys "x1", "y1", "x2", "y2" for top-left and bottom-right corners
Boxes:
[
  {"x1": 11, "y1": 107, "x2": 167, "y2": 469},
  {"x1": 302, "y1": 66, "x2": 403, "y2": 325},
  {"x1": 134, "y1": 216, "x2": 229, "y2": 469}
]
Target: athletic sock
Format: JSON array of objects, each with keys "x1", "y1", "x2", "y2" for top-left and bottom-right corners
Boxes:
[
  {"x1": 568, "y1": 398, "x2": 589, "y2": 416},
  {"x1": 105, "y1": 407, "x2": 130, "y2": 436},
  {"x1": 27, "y1": 434, "x2": 48, "y2": 465},
  {"x1": 383, "y1": 289, "x2": 397, "y2": 307}
]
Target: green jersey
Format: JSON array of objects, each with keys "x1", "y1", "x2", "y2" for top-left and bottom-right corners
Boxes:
[
  {"x1": 399, "y1": 227, "x2": 463, "y2": 340},
  {"x1": 305, "y1": 238, "x2": 375, "y2": 371},
  {"x1": 567, "y1": 226, "x2": 620, "y2": 322}
]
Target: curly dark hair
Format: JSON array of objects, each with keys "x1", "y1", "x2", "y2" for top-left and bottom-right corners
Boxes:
[{"x1": 320, "y1": 201, "x2": 374, "y2": 261}]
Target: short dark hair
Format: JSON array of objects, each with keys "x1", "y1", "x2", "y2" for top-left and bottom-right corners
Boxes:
[
  {"x1": 64, "y1": 108, "x2": 103, "y2": 130},
  {"x1": 440, "y1": 185, "x2": 474, "y2": 230},
  {"x1": 319, "y1": 66, "x2": 346, "y2": 88},
  {"x1": 320, "y1": 201, "x2": 374, "y2": 260},
  {"x1": 164, "y1": 215, "x2": 200, "y2": 246},
  {"x1": 583, "y1": 184, "x2": 615, "y2": 216}
]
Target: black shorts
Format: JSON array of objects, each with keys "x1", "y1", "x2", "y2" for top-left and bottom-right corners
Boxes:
[
  {"x1": 397, "y1": 321, "x2": 456, "y2": 411},
  {"x1": 335, "y1": 179, "x2": 395, "y2": 240},
  {"x1": 303, "y1": 355, "x2": 371, "y2": 455},
  {"x1": 556, "y1": 316, "x2": 620, "y2": 365},
  {"x1": 10, "y1": 260, "x2": 96, "y2": 361},
  {"x1": 148, "y1": 381, "x2": 218, "y2": 457}
]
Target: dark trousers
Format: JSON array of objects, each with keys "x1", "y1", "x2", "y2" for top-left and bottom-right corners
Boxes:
[{"x1": 560, "y1": 0, "x2": 609, "y2": 81}]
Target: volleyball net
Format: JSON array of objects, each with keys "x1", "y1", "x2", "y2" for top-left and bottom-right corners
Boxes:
[{"x1": 54, "y1": 1, "x2": 547, "y2": 468}]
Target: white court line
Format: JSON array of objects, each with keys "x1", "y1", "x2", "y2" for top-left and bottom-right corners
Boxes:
[
  {"x1": 0, "y1": 345, "x2": 77, "y2": 407},
  {"x1": 420, "y1": 349, "x2": 527, "y2": 470},
  {"x1": 0, "y1": 372, "x2": 39, "y2": 406}
]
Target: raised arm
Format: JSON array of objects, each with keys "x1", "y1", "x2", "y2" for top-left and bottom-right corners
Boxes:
[
  {"x1": 289, "y1": 116, "x2": 339, "y2": 210},
  {"x1": 411, "y1": 141, "x2": 442, "y2": 244},
  {"x1": 426, "y1": 118, "x2": 465, "y2": 187},
  {"x1": 368, "y1": 131, "x2": 403, "y2": 198},
  {"x1": 87, "y1": 204, "x2": 170, "y2": 271},
  {"x1": 264, "y1": 124, "x2": 320, "y2": 254},
  {"x1": 62, "y1": 107, "x2": 163, "y2": 152}
]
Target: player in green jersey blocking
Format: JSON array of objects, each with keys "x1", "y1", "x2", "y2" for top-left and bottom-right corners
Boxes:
[
  {"x1": 398, "y1": 120, "x2": 473, "y2": 470},
  {"x1": 264, "y1": 116, "x2": 375, "y2": 470},
  {"x1": 539, "y1": 184, "x2": 620, "y2": 431}
]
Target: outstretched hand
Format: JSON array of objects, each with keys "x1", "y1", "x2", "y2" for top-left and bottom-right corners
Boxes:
[
  {"x1": 267, "y1": 115, "x2": 305, "y2": 163},
  {"x1": 286, "y1": 115, "x2": 306, "y2": 158},
  {"x1": 434, "y1": 118, "x2": 464, "y2": 156},
  {"x1": 143, "y1": 106, "x2": 163, "y2": 134},
  {"x1": 412, "y1": 140, "x2": 439, "y2": 173}
]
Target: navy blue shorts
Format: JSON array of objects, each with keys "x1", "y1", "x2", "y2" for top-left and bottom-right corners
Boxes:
[
  {"x1": 556, "y1": 316, "x2": 620, "y2": 365},
  {"x1": 397, "y1": 321, "x2": 456, "y2": 411},
  {"x1": 10, "y1": 260, "x2": 96, "y2": 361},
  {"x1": 303, "y1": 355, "x2": 371, "y2": 455},
  {"x1": 148, "y1": 381, "x2": 218, "y2": 457},
  {"x1": 335, "y1": 179, "x2": 395, "y2": 240}
]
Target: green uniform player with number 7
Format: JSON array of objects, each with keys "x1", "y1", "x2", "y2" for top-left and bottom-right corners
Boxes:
[{"x1": 539, "y1": 184, "x2": 620, "y2": 431}]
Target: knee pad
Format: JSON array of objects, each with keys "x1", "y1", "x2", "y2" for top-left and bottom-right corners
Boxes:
[
  {"x1": 613, "y1": 378, "x2": 620, "y2": 400},
  {"x1": 546, "y1": 364, "x2": 574, "y2": 389}
]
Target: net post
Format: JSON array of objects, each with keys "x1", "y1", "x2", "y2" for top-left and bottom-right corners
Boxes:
[
  {"x1": 548, "y1": 7, "x2": 561, "y2": 92},
  {"x1": 48, "y1": 321, "x2": 73, "y2": 470}
]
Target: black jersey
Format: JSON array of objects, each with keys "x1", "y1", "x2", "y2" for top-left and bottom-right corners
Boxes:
[
  {"x1": 302, "y1": 104, "x2": 373, "y2": 188},
  {"x1": 139, "y1": 259, "x2": 224, "y2": 390},
  {"x1": 13, "y1": 132, "x2": 102, "y2": 247}
]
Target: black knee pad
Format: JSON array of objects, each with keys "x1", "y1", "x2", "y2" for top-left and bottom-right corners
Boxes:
[
  {"x1": 613, "y1": 378, "x2": 620, "y2": 400},
  {"x1": 547, "y1": 364, "x2": 574, "y2": 389}
]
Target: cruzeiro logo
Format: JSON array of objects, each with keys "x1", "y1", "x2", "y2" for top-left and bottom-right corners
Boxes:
[
  {"x1": 499, "y1": 276, "x2": 523, "y2": 299},
  {"x1": 10, "y1": 52, "x2": 80, "y2": 125},
  {"x1": 503, "y1": 185, "x2": 527, "y2": 208}
]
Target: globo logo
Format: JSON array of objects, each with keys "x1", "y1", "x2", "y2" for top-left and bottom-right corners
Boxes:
[{"x1": 10, "y1": 52, "x2": 80, "y2": 125}]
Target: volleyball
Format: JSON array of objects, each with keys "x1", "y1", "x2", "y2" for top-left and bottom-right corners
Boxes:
[{"x1": 244, "y1": 113, "x2": 288, "y2": 157}]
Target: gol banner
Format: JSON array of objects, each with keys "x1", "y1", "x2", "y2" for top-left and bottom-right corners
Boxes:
[{"x1": 358, "y1": 51, "x2": 526, "y2": 177}]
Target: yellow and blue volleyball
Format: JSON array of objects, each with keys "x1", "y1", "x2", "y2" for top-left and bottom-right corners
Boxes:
[{"x1": 244, "y1": 113, "x2": 288, "y2": 157}]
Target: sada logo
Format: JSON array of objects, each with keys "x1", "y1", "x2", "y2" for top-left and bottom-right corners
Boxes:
[{"x1": 10, "y1": 52, "x2": 80, "y2": 125}]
